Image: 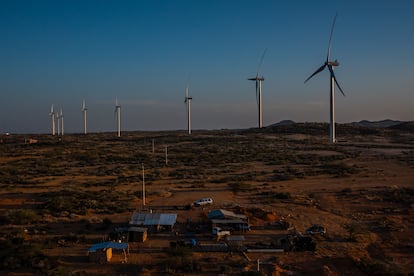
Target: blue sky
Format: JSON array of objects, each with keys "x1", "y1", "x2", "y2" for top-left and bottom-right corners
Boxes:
[{"x1": 1, "y1": 0, "x2": 413, "y2": 133}]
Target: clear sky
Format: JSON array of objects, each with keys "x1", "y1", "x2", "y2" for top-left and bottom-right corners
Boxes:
[{"x1": 1, "y1": 0, "x2": 413, "y2": 134}]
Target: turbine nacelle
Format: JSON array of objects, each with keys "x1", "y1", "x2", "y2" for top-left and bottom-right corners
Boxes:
[
  {"x1": 327, "y1": 59, "x2": 340, "y2": 67},
  {"x1": 82, "y1": 100, "x2": 87, "y2": 111},
  {"x1": 248, "y1": 76, "x2": 265, "y2": 81},
  {"x1": 184, "y1": 96, "x2": 192, "y2": 103},
  {"x1": 49, "y1": 104, "x2": 55, "y2": 116}
]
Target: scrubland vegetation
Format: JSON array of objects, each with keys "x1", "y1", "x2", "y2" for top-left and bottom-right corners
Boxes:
[{"x1": 0, "y1": 122, "x2": 413, "y2": 275}]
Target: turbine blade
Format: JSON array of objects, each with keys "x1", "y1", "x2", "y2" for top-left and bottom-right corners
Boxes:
[
  {"x1": 256, "y1": 48, "x2": 267, "y2": 77},
  {"x1": 327, "y1": 13, "x2": 338, "y2": 62},
  {"x1": 328, "y1": 66, "x2": 346, "y2": 96},
  {"x1": 304, "y1": 64, "x2": 326, "y2": 83},
  {"x1": 255, "y1": 81, "x2": 259, "y2": 107}
]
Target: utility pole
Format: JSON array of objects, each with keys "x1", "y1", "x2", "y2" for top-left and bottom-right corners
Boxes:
[
  {"x1": 165, "y1": 146, "x2": 168, "y2": 166},
  {"x1": 142, "y1": 163, "x2": 145, "y2": 206}
]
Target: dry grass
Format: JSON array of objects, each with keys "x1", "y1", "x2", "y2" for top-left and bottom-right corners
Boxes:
[{"x1": 0, "y1": 123, "x2": 413, "y2": 275}]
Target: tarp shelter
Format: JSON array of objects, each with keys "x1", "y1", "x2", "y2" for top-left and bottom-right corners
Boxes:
[
  {"x1": 129, "y1": 212, "x2": 177, "y2": 232},
  {"x1": 88, "y1": 242, "x2": 129, "y2": 263}
]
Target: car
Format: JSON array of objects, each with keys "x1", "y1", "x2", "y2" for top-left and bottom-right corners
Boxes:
[
  {"x1": 193, "y1": 198, "x2": 213, "y2": 206},
  {"x1": 306, "y1": 224, "x2": 326, "y2": 236}
]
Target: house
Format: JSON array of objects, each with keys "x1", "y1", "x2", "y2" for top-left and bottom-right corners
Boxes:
[
  {"x1": 129, "y1": 212, "x2": 177, "y2": 232},
  {"x1": 208, "y1": 209, "x2": 250, "y2": 231},
  {"x1": 128, "y1": 226, "x2": 147, "y2": 242}
]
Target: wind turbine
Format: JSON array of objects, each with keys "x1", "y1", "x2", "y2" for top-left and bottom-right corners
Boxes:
[
  {"x1": 60, "y1": 108, "x2": 64, "y2": 136},
  {"x1": 56, "y1": 108, "x2": 61, "y2": 136},
  {"x1": 49, "y1": 104, "x2": 56, "y2": 136},
  {"x1": 81, "y1": 99, "x2": 87, "y2": 135},
  {"x1": 115, "y1": 98, "x2": 121, "y2": 137},
  {"x1": 184, "y1": 84, "x2": 192, "y2": 135},
  {"x1": 248, "y1": 48, "x2": 267, "y2": 129},
  {"x1": 304, "y1": 14, "x2": 346, "y2": 144}
]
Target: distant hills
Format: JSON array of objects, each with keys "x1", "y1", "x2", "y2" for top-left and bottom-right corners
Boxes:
[
  {"x1": 351, "y1": 119, "x2": 403, "y2": 128},
  {"x1": 268, "y1": 119, "x2": 412, "y2": 129},
  {"x1": 242, "y1": 119, "x2": 414, "y2": 135}
]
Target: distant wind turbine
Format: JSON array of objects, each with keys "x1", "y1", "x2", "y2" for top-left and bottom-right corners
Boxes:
[
  {"x1": 81, "y1": 99, "x2": 87, "y2": 135},
  {"x1": 49, "y1": 104, "x2": 56, "y2": 136},
  {"x1": 248, "y1": 48, "x2": 267, "y2": 129},
  {"x1": 184, "y1": 84, "x2": 192, "y2": 135},
  {"x1": 304, "y1": 14, "x2": 346, "y2": 144},
  {"x1": 60, "y1": 108, "x2": 64, "y2": 136},
  {"x1": 56, "y1": 108, "x2": 61, "y2": 136},
  {"x1": 115, "y1": 98, "x2": 121, "y2": 137}
]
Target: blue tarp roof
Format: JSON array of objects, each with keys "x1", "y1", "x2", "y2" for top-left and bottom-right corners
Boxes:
[{"x1": 88, "y1": 241, "x2": 128, "y2": 252}]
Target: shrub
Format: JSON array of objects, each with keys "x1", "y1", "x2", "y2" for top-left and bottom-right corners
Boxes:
[
  {"x1": 273, "y1": 192, "x2": 291, "y2": 200},
  {"x1": 228, "y1": 182, "x2": 252, "y2": 194},
  {"x1": 0, "y1": 209, "x2": 40, "y2": 225}
]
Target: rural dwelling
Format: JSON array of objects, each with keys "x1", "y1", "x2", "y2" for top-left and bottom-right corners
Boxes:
[
  {"x1": 208, "y1": 209, "x2": 250, "y2": 231},
  {"x1": 128, "y1": 226, "x2": 147, "y2": 242},
  {"x1": 129, "y1": 212, "x2": 177, "y2": 232},
  {"x1": 88, "y1": 241, "x2": 129, "y2": 263}
]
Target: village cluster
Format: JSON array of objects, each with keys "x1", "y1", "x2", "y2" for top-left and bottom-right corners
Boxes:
[{"x1": 87, "y1": 198, "x2": 325, "y2": 264}]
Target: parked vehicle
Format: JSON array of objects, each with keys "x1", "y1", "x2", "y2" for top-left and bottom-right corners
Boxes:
[
  {"x1": 193, "y1": 197, "x2": 213, "y2": 206},
  {"x1": 170, "y1": 238, "x2": 197, "y2": 248},
  {"x1": 212, "y1": 227, "x2": 231, "y2": 238},
  {"x1": 306, "y1": 224, "x2": 326, "y2": 236}
]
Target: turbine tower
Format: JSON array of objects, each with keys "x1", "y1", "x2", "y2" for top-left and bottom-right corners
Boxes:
[
  {"x1": 304, "y1": 14, "x2": 345, "y2": 144},
  {"x1": 115, "y1": 98, "x2": 121, "y2": 137},
  {"x1": 60, "y1": 108, "x2": 64, "y2": 136},
  {"x1": 248, "y1": 48, "x2": 267, "y2": 129},
  {"x1": 56, "y1": 108, "x2": 61, "y2": 136},
  {"x1": 81, "y1": 99, "x2": 87, "y2": 135},
  {"x1": 184, "y1": 84, "x2": 192, "y2": 135},
  {"x1": 49, "y1": 104, "x2": 56, "y2": 136}
]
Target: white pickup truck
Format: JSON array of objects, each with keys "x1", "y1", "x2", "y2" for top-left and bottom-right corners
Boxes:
[{"x1": 212, "y1": 227, "x2": 230, "y2": 240}]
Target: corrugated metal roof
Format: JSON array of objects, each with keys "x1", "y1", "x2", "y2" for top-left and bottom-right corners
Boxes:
[
  {"x1": 88, "y1": 241, "x2": 128, "y2": 252},
  {"x1": 159, "y1": 213, "x2": 177, "y2": 226},
  {"x1": 208, "y1": 209, "x2": 247, "y2": 220},
  {"x1": 226, "y1": 235, "x2": 245, "y2": 241},
  {"x1": 129, "y1": 212, "x2": 177, "y2": 226}
]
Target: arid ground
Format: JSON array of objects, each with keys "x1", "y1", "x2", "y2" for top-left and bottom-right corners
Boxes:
[{"x1": 0, "y1": 122, "x2": 413, "y2": 275}]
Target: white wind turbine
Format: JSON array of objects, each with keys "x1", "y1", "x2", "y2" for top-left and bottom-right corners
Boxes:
[
  {"x1": 81, "y1": 99, "x2": 87, "y2": 135},
  {"x1": 184, "y1": 84, "x2": 192, "y2": 135},
  {"x1": 60, "y1": 108, "x2": 64, "y2": 136},
  {"x1": 49, "y1": 104, "x2": 56, "y2": 136},
  {"x1": 115, "y1": 98, "x2": 121, "y2": 137},
  {"x1": 56, "y1": 108, "x2": 61, "y2": 136},
  {"x1": 248, "y1": 48, "x2": 267, "y2": 129},
  {"x1": 304, "y1": 14, "x2": 346, "y2": 144}
]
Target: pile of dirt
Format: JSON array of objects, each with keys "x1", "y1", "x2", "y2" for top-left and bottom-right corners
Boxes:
[{"x1": 234, "y1": 206, "x2": 278, "y2": 222}]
